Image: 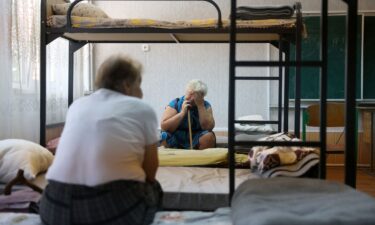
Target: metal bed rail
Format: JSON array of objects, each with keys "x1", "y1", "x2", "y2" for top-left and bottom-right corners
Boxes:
[{"x1": 66, "y1": 0, "x2": 223, "y2": 29}]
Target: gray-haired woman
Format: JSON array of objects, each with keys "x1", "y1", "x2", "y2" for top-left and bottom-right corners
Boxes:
[
  {"x1": 39, "y1": 54, "x2": 162, "y2": 225},
  {"x1": 160, "y1": 79, "x2": 216, "y2": 149}
]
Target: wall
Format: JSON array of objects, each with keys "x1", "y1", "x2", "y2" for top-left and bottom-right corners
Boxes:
[{"x1": 93, "y1": 0, "x2": 375, "y2": 131}]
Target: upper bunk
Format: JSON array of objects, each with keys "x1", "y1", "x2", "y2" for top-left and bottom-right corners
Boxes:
[{"x1": 42, "y1": 0, "x2": 305, "y2": 44}]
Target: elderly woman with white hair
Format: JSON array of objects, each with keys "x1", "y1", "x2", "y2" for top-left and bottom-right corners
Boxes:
[{"x1": 160, "y1": 79, "x2": 216, "y2": 149}]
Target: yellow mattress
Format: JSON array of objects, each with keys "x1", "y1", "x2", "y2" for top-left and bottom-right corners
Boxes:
[{"x1": 158, "y1": 148, "x2": 249, "y2": 167}]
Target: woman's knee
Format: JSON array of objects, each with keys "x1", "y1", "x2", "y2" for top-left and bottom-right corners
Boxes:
[{"x1": 199, "y1": 132, "x2": 216, "y2": 149}]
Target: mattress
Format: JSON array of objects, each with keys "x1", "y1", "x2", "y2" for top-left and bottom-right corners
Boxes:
[
  {"x1": 232, "y1": 178, "x2": 375, "y2": 225},
  {"x1": 3, "y1": 167, "x2": 254, "y2": 211},
  {"x1": 216, "y1": 132, "x2": 271, "y2": 148},
  {"x1": 47, "y1": 16, "x2": 298, "y2": 30},
  {"x1": 158, "y1": 148, "x2": 249, "y2": 167},
  {"x1": 156, "y1": 167, "x2": 257, "y2": 210},
  {"x1": 24, "y1": 167, "x2": 254, "y2": 194}
]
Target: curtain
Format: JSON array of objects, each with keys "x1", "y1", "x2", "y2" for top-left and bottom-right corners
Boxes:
[{"x1": 0, "y1": 0, "x2": 91, "y2": 143}]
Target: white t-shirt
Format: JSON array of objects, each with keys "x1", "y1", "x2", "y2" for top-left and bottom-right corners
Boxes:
[{"x1": 46, "y1": 88, "x2": 159, "y2": 186}]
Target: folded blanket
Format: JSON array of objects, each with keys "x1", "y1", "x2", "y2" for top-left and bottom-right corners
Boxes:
[
  {"x1": 235, "y1": 5, "x2": 295, "y2": 20},
  {"x1": 260, "y1": 153, "x2": 319, "y2": 178},
  {"x1": 249, "y1": 133, "x2": 319, "y2": 173},
  {"x1": 0, "y1": 189, "x2": 41, "y2": 213}
]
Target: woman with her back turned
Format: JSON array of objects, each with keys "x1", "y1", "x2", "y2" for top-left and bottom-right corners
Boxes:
[{"x1": 39, "y1": 54, "x2": 162, "y2": 225}]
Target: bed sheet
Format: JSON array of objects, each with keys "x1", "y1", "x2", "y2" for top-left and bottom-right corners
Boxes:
[{"x1": 156, "y1": 167, "x2": 256, "y2": 194}]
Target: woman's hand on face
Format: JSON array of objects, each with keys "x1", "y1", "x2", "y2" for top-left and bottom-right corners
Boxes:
[
  {"x1": 181, "y1": 100, "x2": 191, "y2": 114},
  {"x1": 194, "y1": 92, "x2": 204, "y2": 107}
]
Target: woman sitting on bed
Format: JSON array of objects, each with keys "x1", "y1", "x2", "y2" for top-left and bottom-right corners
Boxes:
[
  {"x1": 39, "y1": 54, "x2": 162, "y2": 225},
  {"x1": 160, "y1": 79, "x2": 215, "y2": 149}
]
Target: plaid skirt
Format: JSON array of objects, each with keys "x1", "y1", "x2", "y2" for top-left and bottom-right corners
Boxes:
[{"x1": 39, "y1": 179, "x2": 163, "y2": 225}]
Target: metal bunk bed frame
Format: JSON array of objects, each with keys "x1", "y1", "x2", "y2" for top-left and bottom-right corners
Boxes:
[
  {"x1": 39, "y1": 0, "x2": 360, "y2": 206},
  {"x1": 40, "y1": 0, "x2": 302, "y2": 146},
  {"x1": 228, "y1": 0, "x2": 358, "y2": 200}
]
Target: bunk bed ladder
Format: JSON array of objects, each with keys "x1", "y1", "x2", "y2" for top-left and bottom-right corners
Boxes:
[
  {"x1": 342, "y1": 0, "x2": 359, "y2": 188},
  {"x1": 228, "y1": 0, "x2": 333, "y2": 202},
  {"x1": 228, "y1": 1, "x2": 287, "y2": 202}
]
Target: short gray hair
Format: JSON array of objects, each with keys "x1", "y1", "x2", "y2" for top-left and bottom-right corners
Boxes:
[
  {"x1": 95, "y1": 54, "x2": 142, "y2": 93},
  {"x1": 186, "y1": 79, "x2": 208, "y2": 96}
]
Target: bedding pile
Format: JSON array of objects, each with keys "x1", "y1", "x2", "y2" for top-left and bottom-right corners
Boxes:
[
  {"x1": 235, "y1": 5, "x2": 295, "y2": 20},
  {"x1": 249, "y1": 132, "x2": 319, "y2": 177}
]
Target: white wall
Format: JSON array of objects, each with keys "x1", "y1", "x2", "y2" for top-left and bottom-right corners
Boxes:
[
  {"x1": 93, "y1": 0, "x2": 375, "y2": 131},
  {"x1": 94, "y1": 44, "x2": 269, "y2": 130}
]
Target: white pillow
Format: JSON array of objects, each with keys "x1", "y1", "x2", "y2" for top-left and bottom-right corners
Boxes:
[
  {"x1": 0, "y1": 139, "x2": 54, "y2": 183},
  {"x1": 52, "y1": 3, "x2": 109, "y2": 18}
]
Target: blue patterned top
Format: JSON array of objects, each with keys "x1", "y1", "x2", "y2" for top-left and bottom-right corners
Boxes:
[{"x1": 168, "y1": 96, "x2": 211, "y2": 132}]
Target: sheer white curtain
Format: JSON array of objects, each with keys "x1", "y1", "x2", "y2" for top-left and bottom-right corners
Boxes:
[{"x1": 0, "y1": 0, "x2": 91, "y2": 143}]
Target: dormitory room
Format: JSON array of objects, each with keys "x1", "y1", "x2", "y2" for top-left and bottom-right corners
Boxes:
[{"x1": 1, "y1": 0, "x2": 375, "y2": 224}]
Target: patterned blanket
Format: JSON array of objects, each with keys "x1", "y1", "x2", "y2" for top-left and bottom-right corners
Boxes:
[{"x1": 249, "y1": 133, "x2": 319, "y2": 173}]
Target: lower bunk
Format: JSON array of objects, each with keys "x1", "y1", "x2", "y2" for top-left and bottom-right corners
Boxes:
[{"x1": 2, "y1": 177, "x2": 375, "y2": 225}]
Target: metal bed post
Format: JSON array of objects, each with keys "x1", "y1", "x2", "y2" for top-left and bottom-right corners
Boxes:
[
  {"x1": 68, "y1": 41, "x2": 87, "y2": 106},
  {"x1": 278, "y1": 37, "x2": 284, "y2": 133},
  {"x1": 228, "y1": 0, "x2": 237, "y2": 202},
  {"x1": 319, "y1": 0, "x2": 328, "y2": 179},
  {"x1": 294, "y1": 2, "x2": 302, "y2": 138},
  {"x1": 343, "y1": 0, "x2": 358, "y2": 188},
  {"x1": 283, "y1": 42, "x2": 290, "y2": 132},
  {"x1": 40, "y1": 0, "x2": 47, "y2": 146}
]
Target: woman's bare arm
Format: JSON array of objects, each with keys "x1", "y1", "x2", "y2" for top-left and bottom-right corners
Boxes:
[
  {"x1": 197, "y1": 106, "x2": 215, "y2": 130},
  {"x1": 142, "y1": 143, "x2": 158, "y2": 182},
  {"x1": 160, "y1": 101, "x2": 190, "y2": 132},
  {"x1": 194, "y1": 93, "x2": 215, "y2": 130}
]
